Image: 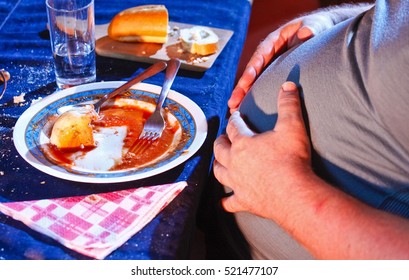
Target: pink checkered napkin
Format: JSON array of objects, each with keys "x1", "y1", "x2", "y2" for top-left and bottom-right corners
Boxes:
[{"x1": 0, "y1": 181, "x2": 187, "y2": 259}]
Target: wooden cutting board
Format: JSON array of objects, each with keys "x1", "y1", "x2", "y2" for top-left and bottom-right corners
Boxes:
[{"x1": 95, "y1": 22, "x2": 234, "y2": 72}]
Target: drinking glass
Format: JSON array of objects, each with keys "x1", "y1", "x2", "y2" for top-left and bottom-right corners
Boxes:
[{"x1": 46, "y1": 0, "x2": 96, "y2": 89}]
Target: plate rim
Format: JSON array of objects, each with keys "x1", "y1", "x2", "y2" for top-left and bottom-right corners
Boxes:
[{"x1": 13, "y1": 81, "x2": 208, "y2": 183}]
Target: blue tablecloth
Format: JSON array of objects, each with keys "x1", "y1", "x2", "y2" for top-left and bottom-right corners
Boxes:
[{"x1": 0, "y1": 0, "x2": 251, "y2": 259}]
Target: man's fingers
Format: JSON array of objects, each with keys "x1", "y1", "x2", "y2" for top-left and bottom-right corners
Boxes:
[
  {"x1": 274, "y1": 81, "x2": 305, "y2": 132},
  {"x1": 228, "y1": 65, "x2": 258, "y2": 111},
  {"x1": 239, "y1": 63, "x2": 258, "y2": 88},
  {"x1": 212, "y1": 159, "x2": 229, "y2": 188},
  {"x1": 248, "y1": 51, "x2": 266, "y2": 75},
  {"x1": 254, "y1": 33, "x2": 279, "y2": 68},
  {"x1": 213, "y1": 134, "x2": 231, "y2": 165},
  {"x1": 297, "y1": 26, "x2": 314, "y2": 41},
  {"x1": 302, "y1": 15, "x2": 334, "y2": 36},
  {"x1": 221, "y1": 195, "x2": 243, "y2": 213},
  {"x1": 228, "y1": 86, "x2": 246, "y2": 113},
  {"x1": 213, "y1": 134, "x2": 233, "y2": 188},
  {"x1": 226, "y1": 111, "x2": 255, "y2": 142}
]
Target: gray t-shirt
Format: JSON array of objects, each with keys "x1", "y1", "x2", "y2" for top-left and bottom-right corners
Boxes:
[
  {"x1": 231, "y1": 0, "x2": 409, "y2": 259},
  {"x1": 240, "y1": 0, "x2": 409, "y2": 218}
]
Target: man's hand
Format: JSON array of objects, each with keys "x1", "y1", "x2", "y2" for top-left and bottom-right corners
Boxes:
[
  {"x1": 228, "y1": 3, "x2": 373, "y2": 114},
  {"x1": 214, "y1": 82, "x2": 312, "y2": 219},
  {"x1": 228, "y1": 21, "x2": 314, "y2": 114}
]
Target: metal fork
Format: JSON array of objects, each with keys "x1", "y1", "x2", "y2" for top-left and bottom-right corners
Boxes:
[{"x1": 127, "y1": 59, "x2": 181, "y2": 155}]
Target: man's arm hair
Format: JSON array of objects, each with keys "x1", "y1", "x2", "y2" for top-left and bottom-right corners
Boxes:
[{"x1": 293, "y1": 2, "x2": 375, "y2": 36}]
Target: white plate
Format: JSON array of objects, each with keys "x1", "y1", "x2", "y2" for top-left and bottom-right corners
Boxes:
[{"x1": 13, "y1": 82, "x2": 207, "y2": 183}]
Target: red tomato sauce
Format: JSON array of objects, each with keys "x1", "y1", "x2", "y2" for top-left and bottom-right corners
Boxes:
[{"x1": 44, "y1": 105, "x2": 181, "y2": 171}]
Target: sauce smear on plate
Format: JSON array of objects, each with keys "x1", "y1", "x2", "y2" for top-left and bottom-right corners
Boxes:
[{"x1": 43, "y1": 103, "x2": 182, "y2": 172}]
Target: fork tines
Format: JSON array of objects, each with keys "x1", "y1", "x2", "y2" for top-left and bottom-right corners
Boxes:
[
  {"x1": 127, "y1": 138, "x2": 151, "y2": 156},
  {"x1": 127, "y1": 132, "x2": 160, "y2": 155}
]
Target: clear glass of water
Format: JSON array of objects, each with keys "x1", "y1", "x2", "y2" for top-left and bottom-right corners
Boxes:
[{"x1": 46, "y1": 0, "x2": 96, "y2": 89}]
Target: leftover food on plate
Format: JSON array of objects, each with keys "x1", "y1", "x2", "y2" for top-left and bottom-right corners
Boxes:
[
  {"x1": 13, "y1": 82, "x2": 207, "y2": 183},
  {"x1": 50, "y1": 105, "x2": 97, "y2": 150},
  {"x1": 44, "y1": 97, "x2": 185, "y2": 172}
]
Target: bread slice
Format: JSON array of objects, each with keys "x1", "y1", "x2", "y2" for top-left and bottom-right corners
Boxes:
[
  {"x1": 108, "y1": 5, "x2": 168, "y2": 43},
  {"x1": 50, "y1": 108, "x2": 97, "y2": 151},
  {"x1": 179, "y1": 26, "x2": 219, "y2": 56}
]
